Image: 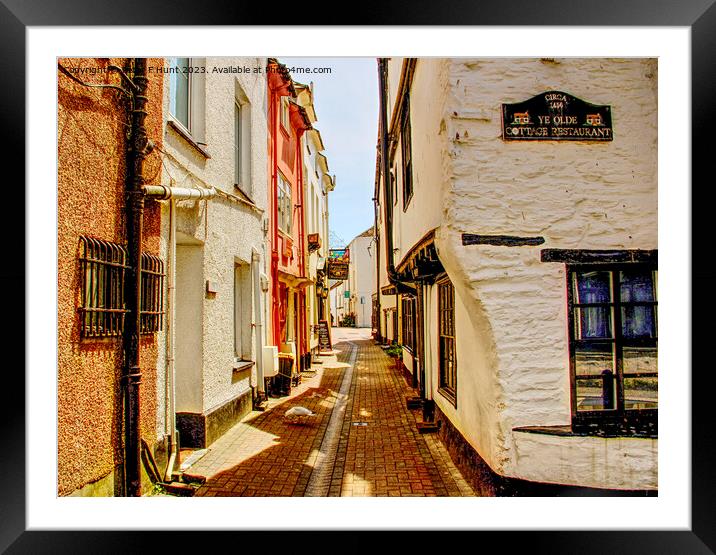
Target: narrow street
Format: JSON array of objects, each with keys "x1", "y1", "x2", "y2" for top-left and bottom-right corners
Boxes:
[{"x1": 188, "y1": 327, "x2": 475, "y2": 497}]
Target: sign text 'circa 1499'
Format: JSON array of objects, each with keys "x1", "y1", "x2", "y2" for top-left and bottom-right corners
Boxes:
[{"x1": 502, "y1": 91, "x2": 613, "y2": 141}]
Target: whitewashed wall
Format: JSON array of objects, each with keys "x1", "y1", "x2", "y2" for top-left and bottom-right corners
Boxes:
[
  {"x1": 348, "y1": 234, "x2": 376, "y2": 328},
  {"x1": 407, "y1": 58, "x2": 657, "y2": 489}
]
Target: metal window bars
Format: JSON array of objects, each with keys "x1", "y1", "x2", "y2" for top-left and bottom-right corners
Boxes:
[
  {"x1": 140, "y1": 252, "x2": 165, "y2": 334},
  {"x1": 78, "y1": 236, "x2": 165, "y2": 338}
]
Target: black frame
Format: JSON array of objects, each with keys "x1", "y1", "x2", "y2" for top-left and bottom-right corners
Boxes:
[
  {"x1": 401, "y1": 295, "x2": 417, "y2": 353},
  {"x1": 437, "y1": 277, "x2": 457, "y2": 406},
  {"x1": 9, "y1": 1, "x2": 712, "y2": 551},
  {"x1": 566, "y1": 264, "x2": 657, "y2": 436},
  {"x1": 400, "y1": 92, "x2": 413, "y2": 211}
]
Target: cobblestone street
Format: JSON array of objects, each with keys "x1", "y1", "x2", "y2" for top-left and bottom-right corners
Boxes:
[{"x1": 188, "y1": 327, "x2": 475, "y2": 497}]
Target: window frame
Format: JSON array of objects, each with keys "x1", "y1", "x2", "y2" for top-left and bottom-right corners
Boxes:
[
  {"x1": 437, "y1": 277, "x2": 457, "y2": 406},
  {"x1": 280, "y1": 96, "x2": 291, "y2": 134},
  {"x1": 401, "y1": 295, "x2": 417, "y2": 354},
  {"x1": 234, "y1": 99, "x2": 242, "y2": 189},
  {"x1": 400, "y1": 94, "x2": 414, "y2": 211},
  {"x1": 277, "y1": 172, "x2": 292, "y2": 237},
  {"x1": 169, "y1": 57, "x2": 192, "y2": 132},
  {"x1": 566, "y1": 263, "x2": 658, "y2": 435}
]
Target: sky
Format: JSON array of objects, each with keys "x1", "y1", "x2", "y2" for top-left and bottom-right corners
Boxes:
[{"x1": 282, "y1": 58, "x2": 378, "y2": 248}]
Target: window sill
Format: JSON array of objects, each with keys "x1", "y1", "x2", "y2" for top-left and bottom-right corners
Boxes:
[
  {"x1": 167, "y1": 120, "x2": 211, "y2": 159},
  {"x1": 513, "y1": 424, "x2": 657, "y2": 440},
  {"x1": 233, "y1": 360, "x2": 255, "y2": 373},
  {"x1": 233, "y1": 184, "x2": 255, "y2": 204},
  {"x1": 438, "y1": 387, "x2": 457, "y2": 408}
]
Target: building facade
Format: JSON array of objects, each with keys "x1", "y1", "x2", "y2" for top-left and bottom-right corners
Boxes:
[
  {"x1": 345, "y1": 227, "x2": 376, "y2": 328},
  {"x1": 160, "y1": 57, "x2": 270, "y2": 454},
  {"x1": 296, "y1": 82, "x2": 335, "y2": 357},
  {"x1": 267, "y1": 59, "x2": 314, "y2": 372},
  {"x1": 376, "y1": 57, "x2": 658, "y2": 493},
  {"x1": 57, "y1": 57, "x2": 166, "y2": 496}
]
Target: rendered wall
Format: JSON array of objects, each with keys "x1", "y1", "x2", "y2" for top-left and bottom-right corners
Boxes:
[
  {"x1": 161, "y1": 57, "x2": 269, "y2": 419},
  {"x1": 57, "y1": 57, "x2": 164, "y2": 495}
]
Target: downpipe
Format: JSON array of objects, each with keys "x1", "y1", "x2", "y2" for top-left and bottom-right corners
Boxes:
[
  {"x1": 122, "y1": 58, "x2": 149, "y2": 497},
  {"x1": 141, "y1": 182, "x2": 217, "y2": 482},
  {"x1": 252, "y1": 248, "x2": 266, "y2": 403}
]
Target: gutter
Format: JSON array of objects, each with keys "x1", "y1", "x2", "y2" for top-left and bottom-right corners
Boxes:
[{"x1": 377, "y1": 58, "x2": 416, "y2": 295}]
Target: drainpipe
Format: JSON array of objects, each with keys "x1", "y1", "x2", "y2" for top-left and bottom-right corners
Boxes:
[
  {"x1": 252, "y1": 248, "x2": 266, "y2": 401},
  {"x1": 296, "y1": 129, "x2": 308, "y2": 370},
  {"x1": 378, "y1": 58, "x2": 400, "y2": 287},
  {"x1": 373, "y1": 155, "x2": 382, "y2": 342},
  {"x1": 270, "y1": 88, "x2": 281, "y2": 346},
  {"x1": 142, "y1": 183, "x2": 217, "y2": 482},
  {"x1": 122, "y1": 57, "x2": 149, "y2": 497},
  {"x1": 164, "y1": 197, "x2": 177, "y2": 482}
]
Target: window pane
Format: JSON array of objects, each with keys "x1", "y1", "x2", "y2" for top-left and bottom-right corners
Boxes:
[
  {"x1": 624, "y1": 377, "x2": 658, "y2": 409},
  {"x1": 234, "y1": 102, "x2": 241, "y2": 185},
  {"x1": 620, "y1": 270, "x2": 655, "y2": 302},
  {"x1": 575, "y1": 342, "x2": 614, "y2": 376},
  {"x1": 621, "y1": 305, "x2": 657, "y2": 338},
  {"x1": 170, "y1": 58, "x2": 190, "y2": 128},
  {"x1": 575, "y1": 306, "x2": 613, "y2": 339},
  {"x1": 574, "y1": 270, "x2": 612, "y2": 303},
  {"x1": 623, "y1": 346, "x2": 658, "y2": 375},
  {"x1": 575, "y1": 343, "x2": 616, "y2": 411}
]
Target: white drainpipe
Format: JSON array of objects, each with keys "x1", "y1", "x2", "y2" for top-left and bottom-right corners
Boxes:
[
  {"x1": 144, "y1": 183, "x2": 216, "y2": 481},
  {"x1": 252, "y1": 247, "x2": 265, "y2": 399},
  {"x1": 164, "y1": 198, "x2": 178, "y2": 481}
]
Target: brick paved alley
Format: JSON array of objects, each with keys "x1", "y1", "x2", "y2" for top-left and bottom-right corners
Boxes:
[{"x1": 188, "y1": 327, "x2": 475, "y2": 497}]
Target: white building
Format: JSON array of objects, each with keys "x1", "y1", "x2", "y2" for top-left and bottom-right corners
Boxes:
[
  {"x1": 329, "y1": 279, "x2": 349, "y2": 325},
  {"x1": 158, "y1": 57, "x2": 270, "y2": 458},
  {"x1": 345, "y1": 228, "x2": 377, "y2": 328},
  {"x1": 377, "y1": 58, "x2": 658, "y2": 494},
  {"x1": 295, "y1": 82, "x2": 335, "y2": 355}
]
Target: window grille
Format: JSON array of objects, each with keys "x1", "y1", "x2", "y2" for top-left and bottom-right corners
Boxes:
[
  {"x1": 140, "y1": 252, "x2": 165, "y2": 334},
  {"x1": 79, "y1": 236, "x2": 164, "y2": 338}
]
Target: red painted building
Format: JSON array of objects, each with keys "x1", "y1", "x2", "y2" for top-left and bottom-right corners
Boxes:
[{"x1": 267, "y1": 59, "x2": 313, "y2": 371}]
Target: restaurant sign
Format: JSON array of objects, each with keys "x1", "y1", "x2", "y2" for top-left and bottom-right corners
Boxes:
[
  {"x1": 502, "y1": 91, "x2": 612, "y2": 141},
  {"x1": 327, "y1": 260, "x2": 349, "y2": 280}
]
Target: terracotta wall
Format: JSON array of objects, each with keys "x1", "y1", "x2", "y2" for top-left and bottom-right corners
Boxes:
[{"x1": 57, "y1": 57, "x2": 164, "y2": 495}]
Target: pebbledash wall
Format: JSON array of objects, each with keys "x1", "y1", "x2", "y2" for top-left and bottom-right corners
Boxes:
[
  {"x1": 160, "y1": 57, "x2": 269, "y2": 448},
  {"x1": 57, "y1": 58, "x2": 165, "y2": 496},
  {"x1": 401, "y1": 58, "x2": 658, "y2": 491}
]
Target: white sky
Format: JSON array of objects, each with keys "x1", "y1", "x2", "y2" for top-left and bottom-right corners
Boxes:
[{"x1": 282, "y1": 57, "x2": 378, "y2": 247}]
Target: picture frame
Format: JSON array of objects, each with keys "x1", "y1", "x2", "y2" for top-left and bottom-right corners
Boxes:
[{"x1": 5, "y1": 0, "x2": 713, "y2": 551}]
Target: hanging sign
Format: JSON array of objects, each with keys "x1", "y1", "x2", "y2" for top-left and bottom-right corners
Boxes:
[
  {"x1": 502, "y1": 91, "x2": 613, "y2": 141},
  {"x1": 327, "y1": 261, "x2": 348, "y2": 280},
  {"x1": 329, "y1": 248, "x2": 350, "y2": 263}
]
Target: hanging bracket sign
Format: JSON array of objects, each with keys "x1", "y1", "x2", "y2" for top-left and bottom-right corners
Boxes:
[
  {"x1": 502, "y1": 91, "x2": 613, "y2": 141},
  {"x1": 327, "y1": 261, "x2": 349, "y2": 280}
]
